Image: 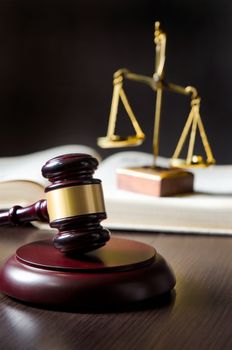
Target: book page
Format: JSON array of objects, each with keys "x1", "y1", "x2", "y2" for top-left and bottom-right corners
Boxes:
[
  {"x1": 0, "y1": 145, "x2": 101, "y2": 228},
  {"x1": 0, "y1": 144, "x2": 101, "y2": 187},
  {"x1": 96, "y1": 151, "x2": 232, "y2": 234},
  {"x1": 97, "y1": 151, "x2": 232, "y2": 195},
  {"x1": 0, "y1": 181, "x2": 44, "y2": 209}
]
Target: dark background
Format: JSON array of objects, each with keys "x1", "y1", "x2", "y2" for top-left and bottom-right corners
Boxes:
[{"x1": 0, "y1": 0, "x2": 231, "y2": 163}]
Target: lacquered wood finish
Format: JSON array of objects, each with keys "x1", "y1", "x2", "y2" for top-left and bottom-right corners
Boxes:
[
  {"x1": 0, "y1": 153, "x2": 110, "y2": 254},
  {"x1": 1, "y1": 227, "x2": 232, "y2": 349},
  {"x1": 0, "y1": 200, "x2": 48, "y2": 225},
  {"x1": 42, "y1": 154, "x2": 111, "y2": 253},
  {"x1": 0, "y1": 153, "x2": 175, "y2": 310},
  {"x1": 16, "y1": 238, "x2": 156, "y2": 271},
  {"x1": 0, "y1": 237, "x2": 175, "y2": 310},
  {"x1": 42, "y1": 153, "x2": 99, "y2": 188}
]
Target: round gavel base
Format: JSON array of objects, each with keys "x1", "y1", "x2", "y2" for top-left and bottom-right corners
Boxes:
[{"x1": 0, "y1": 237, "x2": 175, "y2": 311}]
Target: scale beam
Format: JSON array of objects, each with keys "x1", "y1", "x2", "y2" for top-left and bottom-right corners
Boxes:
[{"x1": 97, "y1": 22, "x2": 215, "y2": 169}]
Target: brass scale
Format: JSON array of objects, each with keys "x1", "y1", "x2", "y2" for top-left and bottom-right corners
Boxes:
[{"x1": 97, "y1": 22, "x2": 215, "y2": 169}]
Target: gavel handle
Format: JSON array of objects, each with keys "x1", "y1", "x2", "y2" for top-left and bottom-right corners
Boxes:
[{"x1": 0, "y1": 199, "x2": 49, "y2": 226}]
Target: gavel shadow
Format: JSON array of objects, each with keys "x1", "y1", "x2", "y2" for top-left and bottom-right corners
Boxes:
[{"x1": 9, "y1": 290, "x2": 176, "y2": 314}]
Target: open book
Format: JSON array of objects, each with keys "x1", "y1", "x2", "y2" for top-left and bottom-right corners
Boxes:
[
  {"x1": 0, "y1": 145, "x2": 101, "y2": 209},
  {"x1": 0, "y1": 145, "x2": 232, "y2": 234},
  {"x1": 97, "y1": 152, "x2": 232, "y2": 234}
]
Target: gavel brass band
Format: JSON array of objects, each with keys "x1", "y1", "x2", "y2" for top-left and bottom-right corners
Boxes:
[{"x1": 47, "y1": 184, "x2": 106, "y2": 221}]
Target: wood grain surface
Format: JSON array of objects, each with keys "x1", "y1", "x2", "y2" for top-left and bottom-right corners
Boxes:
[{"x1": 1, "y1": 226, "x2": 232, "y2": 350}]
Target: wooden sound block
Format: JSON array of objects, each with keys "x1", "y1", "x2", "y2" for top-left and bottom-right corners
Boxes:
[
  {"x1": 0, "y1": 237, "x2": 175, "y2": 311},
  {"x1": 117, "y1": 166, "x2": 194, "y2": 196}
]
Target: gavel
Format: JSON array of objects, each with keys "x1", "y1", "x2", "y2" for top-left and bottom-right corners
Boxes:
[
  {"x1": 0, "y1": 153, "x2": 110, "y2": 254},
  {"x1": 0, "y1": 153, "x2": 176, "y2": 309}
]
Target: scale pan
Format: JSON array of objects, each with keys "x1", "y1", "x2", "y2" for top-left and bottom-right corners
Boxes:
[
  {"x1": 97, "y1": 135, "x2": 144, "y2": 148},
  {"x1": 170, "y1": 155, "x2": 215, "y2": 169}
]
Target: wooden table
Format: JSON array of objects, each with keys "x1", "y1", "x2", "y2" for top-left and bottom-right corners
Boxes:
[{"x1": 1, "y1": 226, "x2": 232, "y2": 350}]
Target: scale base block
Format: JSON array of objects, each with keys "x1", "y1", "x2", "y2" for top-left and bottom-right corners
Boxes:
[
  {"x1": 117, "y1": 166, "x2": 194, "y2": 197},
  {"x1": 0, "y1": 237, "x2": 175, "y2": 311}
]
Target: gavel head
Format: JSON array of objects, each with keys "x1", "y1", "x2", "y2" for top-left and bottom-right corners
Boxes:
[{"x1": 42, "y1": 154, "x2": 110, "y2": 254}]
